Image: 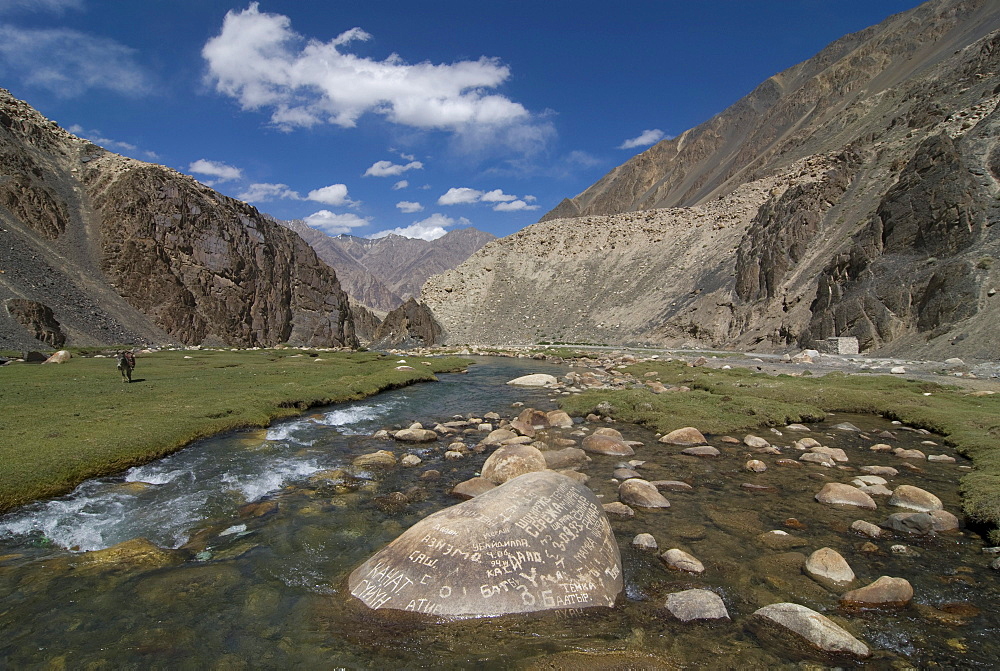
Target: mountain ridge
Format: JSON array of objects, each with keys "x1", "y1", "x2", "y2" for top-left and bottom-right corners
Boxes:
[
  {"x1": 278, "y1": 223, "x2": 495, "y2": 313},
  {"x1": 0, "y1": 88, "x2": 356, "y2": 350},
  {"x1": 542, "y1": 0, "x2": 1000, "y2": 220},
  {"x1": 425, "y1": 0, "x2": 1000, "y2": 361}
]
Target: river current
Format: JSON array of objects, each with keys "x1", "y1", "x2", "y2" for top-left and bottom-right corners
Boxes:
[{"x1": 0, "y1": 356, "x2": 997, "y2": 668}]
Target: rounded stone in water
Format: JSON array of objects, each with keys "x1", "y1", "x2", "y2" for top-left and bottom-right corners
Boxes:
[{"x1": 347, "y1": 470, "x2": 622, "y2": 617}]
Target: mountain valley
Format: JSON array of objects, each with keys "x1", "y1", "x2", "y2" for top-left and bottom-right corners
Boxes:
[{"x1": 424, "y1": 0, "x2": 1000, "y2": 361}]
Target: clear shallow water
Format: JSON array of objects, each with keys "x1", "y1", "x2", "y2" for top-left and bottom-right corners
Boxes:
[
  {"x1": 0, "y1": 357, "x2": 998, "y2": 668},
  {"x1": 0, "y1": 357, "x2": 564, "y2": 552}
]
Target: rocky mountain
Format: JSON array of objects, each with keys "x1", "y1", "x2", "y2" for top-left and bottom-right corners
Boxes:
[
  {"x1": 279, "y1": 223, "x2": 495, "y2": 313},
  {"x1": 424, "y1": 0, "x2": 1000, "y2": 361},
  {"x1": 0, "y1": 88, "x2": 356, "y2": 350},
  {"x1": 370, "y1": 297, "x2": 443, "y2": 350}
]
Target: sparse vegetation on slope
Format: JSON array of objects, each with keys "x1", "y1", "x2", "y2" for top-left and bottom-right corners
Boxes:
[
  {"x1": 559, "y1": 360, "x2": 1000, "y2": 543},
  {"x1": 0, "y1": 350, "x2": 470, "y2": 513}
]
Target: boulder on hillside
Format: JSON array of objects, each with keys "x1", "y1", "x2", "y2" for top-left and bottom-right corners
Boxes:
[
  {"x1": 348, "y1": 471, "x2": 622, "y2": 617},
  {"x1": 42, "y1": 349, "x2": 71, "y2": 364}
]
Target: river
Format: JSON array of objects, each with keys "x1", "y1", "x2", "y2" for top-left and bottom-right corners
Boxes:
[{"x1": 0, "y1": 356, "x2": 997, "y2": 668}]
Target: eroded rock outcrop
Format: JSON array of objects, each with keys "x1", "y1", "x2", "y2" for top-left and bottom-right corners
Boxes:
[
  {"x1": 423, "y1": 1, "x2": 1000, "y2": 361},
  {"x1": 371, "y1": 297, "x2": 442, "y2": 349},
  {"x1": 0, "y1": 87, "x2": 357, "y2": 349},
  {"x1": 92, "y1": 165, "x2": 356, "y2": 348},
  {"x1": 5, "y1": 298, "x2": 65, "y2": 347}
]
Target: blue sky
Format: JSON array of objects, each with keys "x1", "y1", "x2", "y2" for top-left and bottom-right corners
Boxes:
[{"x1": 0, "y1": 0, "x2": 924, "y2": 240}]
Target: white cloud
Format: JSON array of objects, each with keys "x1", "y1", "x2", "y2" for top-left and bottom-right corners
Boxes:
[
  {"x1": 450, "y1": 115, "x2": 555, "y2": 159},
  {"x1": 202, "y1": 3, "x2": 548, "y2": 153},
  {"x1": 438, "y1": 187, "x2": 482, "y2": 205},
  {"x1": 438, "y1": 186, "x2": 535, "y2": 211},
  {"x1": 480, "y1": 189, "x2": 517, "y2": 203},
  {"x1": 306, "y1": 183, "x2": 358, "y2": 206},
  {"x1": 493, "y1": 199, "x2": 539, "y2": 212},
  {"x1": 370, "y1": 213, "x2": 469, "y2": 241},
  {"x1": 188, "y1": 159, "x2": 243, "y2": 184},
  {"x1": 396, "y1": 201, "x2": 424, "y2": 213},
  {"x1": 237, "y1": 183, "x2": 302, "y2": 202},
  {"x1": 619, "y1": 129, "x2": 666, "y2": 149},
  {"x1": 363, "y1": 160, "x2": 423, "y2": 177},
  {"x1": 68, "y1": 124, "x2": 136, "y2": 152},
  {"x1": 392, "y1": 180, "x2": 409, "y2": 190},
  {"x1": 0, "y1": 0, "x2": 83, "y2": 15},
  {"x1": 0, "y1": 25, "x2": 151, "y2": 97},
  {"x1": 303, "y1": 210, "x2": 370, "y2": 235},
  {"x1": 67, "y1": 124, "x2": 161, "y2": 160}
]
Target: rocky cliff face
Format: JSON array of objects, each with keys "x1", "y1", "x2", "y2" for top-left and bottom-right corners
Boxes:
[
  {"x1": 542, "y1": 0, "x2": 1000, "y2": 220},
  {"x1": 280, "y1": 219, "x2": 403, "y2": 313},
  {"x1": 425, "y1": 0, "x2": 1000, "y2": 360},
  {"x1": 281, "y1": 226, "x2": 495, "y2": 313},
  {"x1": 371, "y1": 297, "x2": 443, "y2": 350},
  {"x1": 0, "y1": 88, "x2": 356, "y2": 349}
]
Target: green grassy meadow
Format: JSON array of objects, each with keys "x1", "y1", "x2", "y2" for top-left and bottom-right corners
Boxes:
[
  {"x1": 0, "y1": 349, "x2": 470, "y2": 513},
  {"x1": 559, "y1": 360, "x2": 1000, "y2": 543}
]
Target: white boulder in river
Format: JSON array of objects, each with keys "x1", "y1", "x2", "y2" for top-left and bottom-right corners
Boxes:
[
  {"x1": 348, "y1": 471, "x2": 622, "y2": 617},
  {"x1": 804, "y1": 547, "x2": 855, "y2": 587},
  {"x1": 507, "y1": 373, "x2": 558, "y2": 387},
  {"x1": 751, "y1": 603, "x2": 870, "y2": 658}
]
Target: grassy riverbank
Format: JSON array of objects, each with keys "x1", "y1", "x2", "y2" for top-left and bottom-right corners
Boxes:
[
  {"x1": 559, "y1": 360, "x2": 1000, "y2": 543},
  {"x1": 0, "y1": 349, "x2": 470, "y2": 513}
]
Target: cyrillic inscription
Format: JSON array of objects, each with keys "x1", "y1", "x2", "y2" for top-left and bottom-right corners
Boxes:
[{"x1": 347, "y1": 471, "x2": 622, "y2": 617}]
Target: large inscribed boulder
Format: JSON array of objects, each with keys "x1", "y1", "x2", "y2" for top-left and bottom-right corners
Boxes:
[{"x1": 348, "y1": 471, "x2": 622, "y2": 617}]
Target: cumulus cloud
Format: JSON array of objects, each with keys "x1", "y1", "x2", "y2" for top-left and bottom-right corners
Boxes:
[
  {"x1": 237, "y1": 183, "x2": 301, "y2": 202},
  {"x1": 188, "y1": 159, "x2": 243, "y2": 184},
  {"x1": 437, "y1": 187, "x2": 483, "y2": 206},
  {"x1": 303, "y1": 210, "x2": 370, "y2": 235},
  {"x1": 306, "y1": 183, "x2": 358, "y2": 206},
  {"x1": 371, "y1": 213, "x2": 469, "y2": 241},
  {"x1": 0, "y1": 25, "x2": 152, "y2": 97},
  {"x1": 392, "y1": 180, "x2": 409, "y2": 190},
  {"x1": 619, "y1": 129, "x2": 666, "y2": 149},
  {"x1": 363, "y1": 160, "x2": 423, "y2": 177},
  {"x1": 492, "y1": 199, "x2": 539, "y2": 212},
  {"x1": 480, "y1": 189, "x2": 517, "y2": 203},
  {"x1": 396, "y1": 201, "x2": 424, "y2": 213},
  {"x1": 438, "y1": 186, "x2": 535, "y2": 210},
  {"x1": 202, "y1": 3, "x2": 549, "y2": 153}
]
